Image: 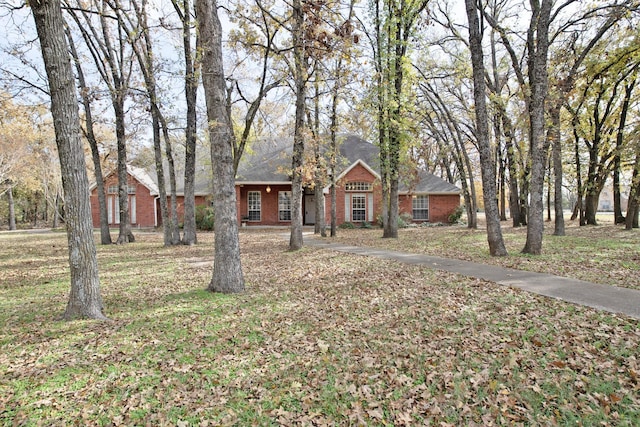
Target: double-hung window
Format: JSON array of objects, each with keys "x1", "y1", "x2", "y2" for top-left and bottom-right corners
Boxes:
[
  {"x1": 248, "y1": 191, "x2": 261, "y2": 221},
  {"x1": 278, "y1": 191, "x2": 292, "y2": 221},
  {"x1": 352, "y1": 194, "x2": 366, "y2": 221},
  {"x1": 412, "y1": 195, "x2": 429, "y2": 220}
]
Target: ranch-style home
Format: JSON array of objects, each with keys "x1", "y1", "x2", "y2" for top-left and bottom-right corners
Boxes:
[
  {"x1": 235, "y1": 134, "x2": 461, "y2": 227},
  {"x1": 89, "y1": 135, "x2": 460, "y2": 228}
]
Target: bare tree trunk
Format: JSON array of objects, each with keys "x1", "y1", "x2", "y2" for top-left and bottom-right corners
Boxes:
[
  {"x1": 52, "y1": 192, "x2": 60, "y2": 228},
  {"x1": 66, "y1": 26, "x2": 111, "y2": 244},
  {"x1": 30, "y1": 0, "x2": 106, "y2": 320},
  {"x1": 289, "y1": 0, "x2": 306, "y2": 251},
  {"x1": 151, "y1": 113, "x2": 171, "y2": 245},
  {"x1": 160, "y1": 117, "x2": 181, "y2": 244},
  {"x1": 176, "y1": 0, "x2": 199, "y2": 246},
  {"x1": 548, "y1": 105, "x2": 565, "y2": 235},
  {"x1": 8, "y1": 186, "x2": 16, "y2": 230},
  {"x1": 615, "y1": 80, "x2": 635, "y2": 224},
  {"x1": 626, "y1": 150, "x2": 640, "y2": 230},
  {"x1": 465, "y1": 0, "x2": 507, "y2": 256},
  {"x1": 197, "y1": 0, "x2": 244, "y2": 293},
  {"x1": 522, "y1": 0, "x2": 552, "y2": 255}
]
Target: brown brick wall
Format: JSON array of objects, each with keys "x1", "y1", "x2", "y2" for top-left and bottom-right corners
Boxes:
[
  {"x1": 90, "y1": 173, "x2": 211, "y2": 228},
  {"x1": 237, "y1": 184, "x2": 293, "y2": 225},
  {"x1": 399, "y1": 194, "x2": 460, "y2": 223},
  {"x1": 90, "y1": 173, "x2": 158, "y2": 228},
  {"x1": 326, "y1": 163, "x2": 382, "y2": 225}
]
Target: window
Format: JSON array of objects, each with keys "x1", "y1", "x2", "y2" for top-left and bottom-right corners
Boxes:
[
  {"x1": 278, "y1": 191, "x2": 292, "y2": 221},
  {"x1": 345, "y1": 182, "x2": 372, "y2": 192},
  {"x1": 107, "y1": 185, "x2": 135, "y2": 194},
  {"x1": 248, "y1": 191, "x2": 261, "y2": 221},
  {"x1": 352, "y1": 194, "x2": 366, "y2": 221},
  {"x1": 412, "y1": 195, "x2": 429, "y2": 220}
]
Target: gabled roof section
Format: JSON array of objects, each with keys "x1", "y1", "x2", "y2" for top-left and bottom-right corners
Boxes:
[
  {"x1": 235, "y1": 138, "x2": 293, "y2": 183},
  {"x1": 89, "y1": 164, "x2": 160, "y2": 194},
  {"x1": 128, "y1": 165, "x2": 159, "y2": 195},
  {"x1": 334, "y1": 159, "x2": 381, "y2": 182},
  {"x1": 336, "y1": 134, "x2": 380, "y2": 173},
  {"x1": 399, "y1": 169, "x2": 460, "y2": 194}
]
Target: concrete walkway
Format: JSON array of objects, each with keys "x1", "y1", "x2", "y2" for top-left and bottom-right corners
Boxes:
[{"x1": 304, "y1": 235, "x2": 640, "y2": 320}]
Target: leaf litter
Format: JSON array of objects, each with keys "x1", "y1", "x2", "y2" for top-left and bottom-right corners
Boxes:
[{"x1": 0, "y1": 229, "x2": 638, "y2": 426}]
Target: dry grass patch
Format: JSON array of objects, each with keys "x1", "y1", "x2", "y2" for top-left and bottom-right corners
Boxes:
[{"x1": 0, "y1": 229, "x2": 638, "y2": 426}]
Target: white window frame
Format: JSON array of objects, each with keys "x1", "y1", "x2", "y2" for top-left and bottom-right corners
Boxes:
[
  {"x1": 412, "y1": 195, "x2": 429, "y2": 220},
  {"x1": 247, "y1": 191, "x2": 261, "y2": 221},
  {"x1": 352, "y1": 194, "x2": 366, "y2": 222},
  {"x1": 278, "y1": 191, "x2": 292, "y2": 221},
  {"x1": 345, "y1": 182, "x2": 372, "y2": 192}
]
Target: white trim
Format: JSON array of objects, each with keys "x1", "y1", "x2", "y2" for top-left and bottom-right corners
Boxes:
[
  {"x1": 344, "y1": 194, "x2": 350, "y2": 222},
  {"x1": 368, "y1": 194, "x2": 374, "y2": 222},
  {"x1": 330, "y1": 160, "x2": 380, "y2": 189}
]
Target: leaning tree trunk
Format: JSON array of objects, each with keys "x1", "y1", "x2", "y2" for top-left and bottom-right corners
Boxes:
[
  {"x1": 197, "y1": 0, "x2": 244, "y2": 293},
  {"x1": 30, "y1": 0, "x2": 106, "y2": 320},
  {"x1": 465, "y1": 0, "x2": 507, "y2": 256}
]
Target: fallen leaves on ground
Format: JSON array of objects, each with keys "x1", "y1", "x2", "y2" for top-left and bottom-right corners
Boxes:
[{"x1": 0, "y1": 229, "x2": 638, "y2": 426}]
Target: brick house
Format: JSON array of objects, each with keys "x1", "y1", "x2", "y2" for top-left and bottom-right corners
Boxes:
[
  {"x1": 90, "y1": 135, "x2": 460, "y2": 229},
  {"x1": 89, "y1": 165, "x2": 211, "y2": 228},
  {"x1": 235, "y1": 135, "x2": 461, "y2": 226}
]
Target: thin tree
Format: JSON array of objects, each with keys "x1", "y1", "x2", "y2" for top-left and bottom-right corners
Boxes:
[
  {"x1": 196, "y1": 0, "x2": 245, "y2": 293},
  {"x1": 65, "y1": 26, "x2": 112, "y2": 244},
  {"x1": 65, "y1": 0, "x2": 135, "y2": 244},
  {"x1": 30, "y1": 0, "x2": 106, "y2": 319},
  {"x1": 171, "y1": 0, "x2": 200, "y2": 246},
  {"x1": 464, "y1": 0, "x2": 507, "y2": 256}
]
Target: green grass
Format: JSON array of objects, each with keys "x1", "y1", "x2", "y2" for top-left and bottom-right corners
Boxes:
[{"x1": 0, "y1": 229, "x2": 639, "y2": 425}]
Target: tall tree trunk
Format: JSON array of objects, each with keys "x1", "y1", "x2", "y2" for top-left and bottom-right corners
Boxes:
[
  {"x1": 52, "y1": 192, "x2": 60, "y2": 228},
  {"x1": 179, "y1": 0, "x2": 199, "y2": 246},
  {"x1": 115, "y1": 101, "x2": 133, "y2": 244},
  {"x1": 289, "y1": 0, "x2": 306, "y2": 251},
  {"x1": 549, "y1": 105, "x2": 565, "y2": 235},
  {"x1": 66, "y1": 26, "x2": 111, "y2": 244},
  {"x1": 8, "y1": 186, "x2": 16, "y2": 230},
  {"x1": 546, "y1": 153, "x2": 552, "y2": 222},
  {"x1": 30, "y1": 0, "x2": 106, "y2": 320},
  {"x1": 614, "y1": 80, "x2": 635, "y2": 224},
  {"x1": 151, "y1": 112, "x2": 171, "y2": 245},
  {"x1": 329, "y1": 76, "x2": 339, "y2": 237},
  {"x1": 465, "y1": 0, "x2": 507, "y2": 256},
  {"x1": 160, "y1": 117, "x2": 181, "y2": 244},
  {"x1": 626, "y1": 150, "x2": 640, "y2": 230},
  {"x1": 197, "y1": 0, "x2": 244, "y2": 293},
  {"x1": 522, "y1": 0, "x2": 552, "y2": 255}
]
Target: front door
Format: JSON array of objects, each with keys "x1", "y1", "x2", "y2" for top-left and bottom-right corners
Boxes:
[{"x1": 304, "y1": 195, "x2": 315, "y2": 225}]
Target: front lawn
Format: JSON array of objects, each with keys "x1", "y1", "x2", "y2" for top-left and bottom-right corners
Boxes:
[{"x1": 1, "y1": 229, "x2": 638, "y2": 426}]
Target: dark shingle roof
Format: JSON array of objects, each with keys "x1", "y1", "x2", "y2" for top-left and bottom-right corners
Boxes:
[{"x1": 234, "y1": 134, "x2": 460, "y2": 194}]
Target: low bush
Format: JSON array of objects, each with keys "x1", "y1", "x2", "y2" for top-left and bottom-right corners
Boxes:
[
  {"x1": 195, "y1": 205, "x2": 215, "y2": 230},
  {"x1": 448, "y1": 205, "x2": 465, "y2": 224}
]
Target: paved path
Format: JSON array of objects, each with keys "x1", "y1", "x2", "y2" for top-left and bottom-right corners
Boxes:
[{"x1": 304, "y1": 236, "x2": 640, "y2": 320}]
